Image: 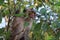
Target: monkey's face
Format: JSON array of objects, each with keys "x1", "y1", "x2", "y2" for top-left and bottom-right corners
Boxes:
[
  {"x1": 24, "y1": 8, "x2": 36, "y2": 20},
  {"x1": 29, "y1": 11, "x2": 36, "y2": 19}
]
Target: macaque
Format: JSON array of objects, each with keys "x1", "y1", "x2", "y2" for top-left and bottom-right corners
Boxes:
[
  {"x1": 9, "y1": 8, "x2": 36, "y2": 40},
  {"x1": 24, "y1": 8, "x2": 36, "y2": 21}
]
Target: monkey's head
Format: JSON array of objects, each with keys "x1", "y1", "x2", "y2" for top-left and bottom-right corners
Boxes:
[{"x1": 23, "y1": 8, "x2": 36, "y2": 19}]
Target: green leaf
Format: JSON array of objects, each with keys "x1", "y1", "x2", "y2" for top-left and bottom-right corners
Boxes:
[
  {"x1": 14, "y1": 13, "x2": 24, "y2": 17},
  {"x1": 55, "y1": 2, "x2": 60, "y2": 6},
  {"x1": 3, "y1": 9, "x2": 9, "y2": 16},
  {"x1": 0, "y1": 13, "x2": 2, "y2": 23},
  {"x1": 0, "y1": 0, "x2": 4, "y2": 5},
  {"x1": 29, "y1": 5, "x2": 34, "y2": 8},
  {"x1": 34, "y1": 23, "x2": 41, "y2": 31},
  {"x1": 0, "y1": 28, "x2": 5, "y2": 35},
  {"x1": 23, "y1": 1, "x2": 29, "y2": 5},
  {"x1": 5, "y1": 30, "x2": 11, "y2": 40},
  {"x1": 40, "y1": 8, "x2": 46, "y2": 15}
]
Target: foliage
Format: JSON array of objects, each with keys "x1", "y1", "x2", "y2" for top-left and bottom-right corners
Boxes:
[{"x1": 0, "y1": 0, "x2": 60, "y2": 40}]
